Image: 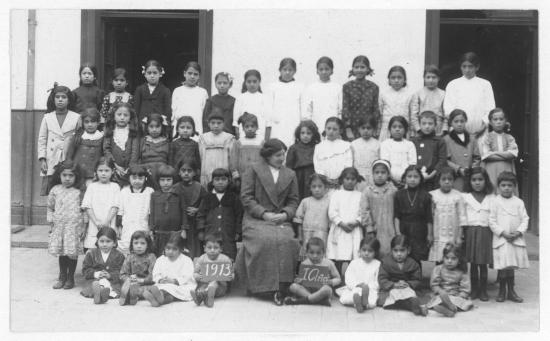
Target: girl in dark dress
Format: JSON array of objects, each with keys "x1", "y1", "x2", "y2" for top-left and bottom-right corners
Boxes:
[
  {"x1": 66, "y1": 108, "x2": 104, "y2": 187},
  {"x1": 172, "y1": 159, "x2": 208, "y2": 259},
  {"x1": 394, "y1": 165, "x2": 433, "y2": 266},
  {"x1": 133, "y1": 60, "x2": 172, "y2": 128},
  {"x1": 169, "y1": 116, "x2": 201, "y2": 176},
  {"x1": 73, "y1": 63, "x2": 105, "y2": 114},
  {"x1": 139, "y1": 113, "x2": 170, "y2": 190},
  {"x1": 196, "y1": 168, "x2": 243, "y2": 260},
  {"x1": 285, "y1": 120, "x2": 320, "y2": 201},
  {"x1": 149, "y1": 165, "x2": 186, "y2": 257}
]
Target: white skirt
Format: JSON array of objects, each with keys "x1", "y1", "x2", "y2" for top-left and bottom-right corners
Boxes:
[
  {"x1": 326, "y1": 225, "x2": 363, "y2": 261},
  {"x1": 493, "y1": 242, "x2": 529, "y2": 270}
]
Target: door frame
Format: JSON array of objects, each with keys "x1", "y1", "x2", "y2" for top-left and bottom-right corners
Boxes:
[
  {"x1": 425, "y1": 10, "x2": 539, "y2": 233},
  {"x1": 81, "y1": 10, "x2": 213, "y2": 93}
]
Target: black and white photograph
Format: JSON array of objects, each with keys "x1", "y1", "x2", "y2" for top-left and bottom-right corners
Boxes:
[{"x1": 3, "y1": 0, "x2": 546, "y2": 338}]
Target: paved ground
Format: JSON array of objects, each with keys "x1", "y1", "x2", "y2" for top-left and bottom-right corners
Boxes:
[{"x1": 10, "y1": 247, "x2": 539, "y2": 332}]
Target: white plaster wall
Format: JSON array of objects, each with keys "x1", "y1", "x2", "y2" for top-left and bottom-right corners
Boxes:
[
  {"x1": 33, "y1": 10, "x2": 81, "y2": 110},
  {"x1": 10, "y1": 10, "x2": 29, "y2": 109},
  {"x1": 212, "y1": 9, "x2": 426, "y2": 102}
]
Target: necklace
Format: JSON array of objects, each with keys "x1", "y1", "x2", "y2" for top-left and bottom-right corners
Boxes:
[{"x1": 406, "y1": 189, "x2": 418, "y2": 207}]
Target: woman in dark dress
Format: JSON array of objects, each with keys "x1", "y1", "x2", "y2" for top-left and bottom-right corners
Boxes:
[{"x1": 237, "y1": 139, "x2": 301, "y2": 305}]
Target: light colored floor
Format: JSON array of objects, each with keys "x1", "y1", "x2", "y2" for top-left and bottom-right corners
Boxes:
[{"x1": 10, "y1": 247, "x2": 539, "y2": 332}]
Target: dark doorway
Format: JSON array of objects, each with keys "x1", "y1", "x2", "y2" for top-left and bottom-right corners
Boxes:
[
  {"x1": 426, "y1": 10, "x2": 538, "y2": 233},
  {"x1": 103, "y1": 16, "x2": 199, "y2": 93}
]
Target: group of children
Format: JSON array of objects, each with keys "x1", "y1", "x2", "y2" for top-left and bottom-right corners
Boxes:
[{"x1": 40, "y1": 51, "x2": 529, "y2": 315}]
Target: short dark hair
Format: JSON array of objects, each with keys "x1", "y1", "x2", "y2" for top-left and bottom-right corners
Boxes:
[
  {"x1": 497, "y1": 171, "x2": 517, "y2": 186},
  {"x1": 306, "y1": 237, "x2": 325, "y2": 253},
  {"x1": 259, "y1": 139, "x2": 287, "y2": 160},
  {"x1": 204, "y1": 232, "x2": 224, "y2": 248}
]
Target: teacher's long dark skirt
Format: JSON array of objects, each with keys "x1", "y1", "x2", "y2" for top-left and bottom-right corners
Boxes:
[
  {"x1": 399, "y1": 220, "x2": 429, "y2": 263},
  {"x1": 237, "y1": 213, "x2": 300, "y2": 293}
]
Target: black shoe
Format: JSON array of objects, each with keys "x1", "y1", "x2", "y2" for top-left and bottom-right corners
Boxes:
[
  {"x1": 63, "y1": 276, "x2": 75, "y2": 290},
  {"x1": 53, "y1": 272, "x2": 67, "y2": 290},
  {"x1": 507, "y1": 277, "x2": 523, "y2": 303},
  {"x1": 496, "y1": 279, "x2": 507, "y2": 303}
]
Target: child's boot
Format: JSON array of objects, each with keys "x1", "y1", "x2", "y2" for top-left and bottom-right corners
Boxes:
[
  {"x1": 205, "y1": 286, "x2": 216, "y2": 308},
  {"x1": 53, "y1": 257, "x2": 68, "y2": 289},
  {"x1": 496, "y1": 278, "x2": 507, "y2": 303},
  {"x1": 64, "y1": 258, "x2": 77, "y2": 289},
  {"x1": 478, "y1": 270, "x2": 489, "y2": 302},
  {"x1": 53, "y1": 272, "x2": 67, "y2": 290},
  {"x1": 506, "y1": 274, "x2": 523, "y2": 303},
  {"x1": 469, "y1": 264, "x2": 479, "y2": 300}
]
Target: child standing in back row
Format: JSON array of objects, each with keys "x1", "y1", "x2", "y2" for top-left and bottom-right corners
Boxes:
[
  {"x1": 73, "y1": 63, "x2": 105, "y2": 113},
  {"x1": 100, "y1": 68, "x2": 134, "y2": 126},
  {"x1": 378, "y1": 66, "x2": 415, "y2": 141},
  {"x1": 411, "y1": 65, "x2": 446, "y2": 136},
  {"x1": 172, "y1": 61, "x2": 209, "y2": 136},
  {"x1": 342, "y1": 55, "x2": 380, "y2": 141},
  {"x1": 267, "y1": 58, "x2": 304, "y2": 146},
  {"x1": 302, "y1": 56, "x2": 342, "y2": 130},
  {"x1": 133, "y1": 60, "x2": 172, "y2": 124},
  {"x1": 233, "y1": 70, "x2": 269, "y2": 140},
  {"x1": 286, "y1": 120, "x2": 320, "y2": 200},
  {"x1": 202, "y1": 72, "x2": 236, "y2": 135}
]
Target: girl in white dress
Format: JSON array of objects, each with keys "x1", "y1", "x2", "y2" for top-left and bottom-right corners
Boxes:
[
  {"x1": 338, "y1": 238, "x2": 381, "y2": 313},
  {"x1": 313, "y1": 117, "x2": 353, "y2": 189},
  {"x1": 443, "y1": 52, "x2": 495, "y2": 140},
  {"x1": 81, "y1": 157, "x2": 121, "y2": 251},
  {"x1": 378, "y1": 66, "x2": 415, "y2": 141},
  {"x1": 142, "y1": 233, "x2": 196, "y2": 307},
  {"x1": 266, "y1": 58, "x2": 304, "y2": 146},
  {"x1": 171, "y1": 61, "x2": 209, "y2": 136},
  {"x1": 233, "y1": 69, "x2": 269, "y2": 140},
  {"x1": 302, "y1": 56, "x2": 342, "y2": 131},
  {"x1": 327, "y1": 167, "x2": 364, "y2": 277},
  {"x1": 489, "y1": 171, "x2": 529, "y2": 303},
  {"x1": 117, "y1": 165, "x2": 155, "y2": 254},
  {"x1": 351, "y1": 116, "x2": 380, "y2": 189},
  {"x1": 379, "y1": 116, "x2": 417, "y2": 187}
]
